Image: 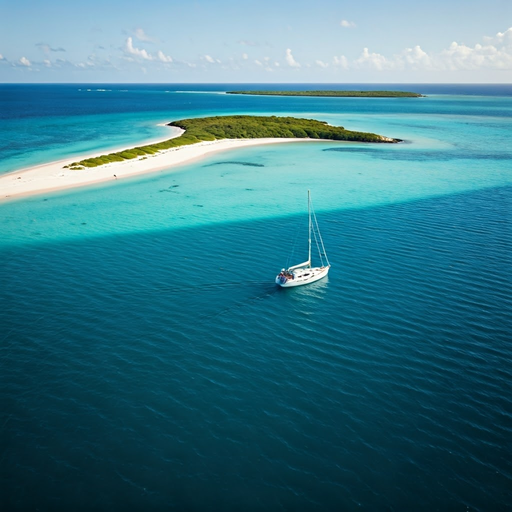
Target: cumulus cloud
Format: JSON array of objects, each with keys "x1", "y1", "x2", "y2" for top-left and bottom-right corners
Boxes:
[
  {"x1": 285, "y1": 48, "x2": 300, "y2": 67},
  {"x1": 157, "y1": 50, "x2": 173, "y2": 63},
  {"x1": 340, "y1": 20, "x2": 356, "y2": 28},
  {"x1": 352, "y1": 46, "x2": 432, "y2": 71},
  {"x1": 135, "y1": 28, "x2": 154, "y2": 42},
  {"x1": 316, "y1": 60, "x2": 329, "y2": 68},
  {"x1": 333, "y1": 55, "x2": 349, "y2": 69},
  {"x1": 438, "y1": 37, "x2": 512, "y2": 70},
  {"x1": 484, "y1": 27, "x2": 512, "y2": 46},
  {"x1": 333, "y1": 27, "x2": 512, "y2": 73},
  {"x1": 354, "y1": 48, "x2": 392, "y2": 70},
  {"x1": 125, "y1": 37, "x2": 153, "y2": 60},
  {"x1": 204, "y1": 54, "x2": 215, "y2": 63},
  {"x1": 124, "y1": 36, "x2": 174, "y2": 65},
  {"x1": 400, "y1": 45, "x2": 432, "y2": 68},
  {"x1": 19, "y1": 56, "x2": 31, "y2": 67}
]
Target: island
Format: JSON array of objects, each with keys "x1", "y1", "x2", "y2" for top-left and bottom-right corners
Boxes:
[
  {"x1": 227, "y1": 91, "x2": 423, "y2": 98},
  {"x1": 1, "y1": 115, "x2": 401, "y2": 201},
  {"x1": 66, "y1": 115, "x2": 401, "y2": 170}
]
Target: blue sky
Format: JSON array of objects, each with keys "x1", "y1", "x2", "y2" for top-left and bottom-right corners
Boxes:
[{"x1": 1, "y1": 0, "x2": 511, "y2": 83}]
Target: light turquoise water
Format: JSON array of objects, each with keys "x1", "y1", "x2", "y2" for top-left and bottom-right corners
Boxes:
[{"x1": 2, "y1": 108, "x2": 511, "y2": 246}]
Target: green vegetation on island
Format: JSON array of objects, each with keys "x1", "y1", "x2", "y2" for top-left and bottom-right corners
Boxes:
[
  {"x1": 64, "y1": 115, "x2": 400, "y2": 170},
  {"x1": 227, "y1": 90, "x2": 423, "y2": 98}
]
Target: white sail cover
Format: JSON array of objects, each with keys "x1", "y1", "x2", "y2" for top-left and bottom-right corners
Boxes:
[{"x1": 287, "y1": 260, "x2": 310, "y2": 271}]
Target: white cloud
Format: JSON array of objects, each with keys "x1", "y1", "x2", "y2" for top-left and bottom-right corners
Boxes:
[
  {"x1": 19, "y1": 56, "x2": 31, "y2": 67},
  {"x1": 0, "y1": 54, "x2": 4, "y2": 60},
  {"x1": 354, "y1": 48, "x2": 391, "y2": 70},
  {"x1": 347, "y1": 27, "x2": 512, "y2": 73},
  {"x1": 254, "y1": 59, "x2": 263, "y2": 66},
  {"x1": 438, "y1": 36, "x2": 512, "y2": 70},
  {"x1": 135, "y1": 28, "x2": 154, "y2": 42},
  {"x1": 125, "y1": 37, "x2": 174, "y2": 65},
  {"x1": 400, "y1": 45, "x2": 432, "y2": 69},
  {"x1": 316, "y1": 60, "x2": 329, "y2": 68},
  {"x1": 242, "y1": 53, "x2": 248, "y2": 60},
  {"x1": 484, "y1": 27, "x2": 512, "y2": 46},
  {"x1": 333, "y1": 55, "x2": 349, "y2": 69},
  {"x1": 44, "y1": 59, "x2": 51, "y2": 67},
  {"x1": 274, "y1": 62, "x2": 280, "y2": 67},
  {"x1": 204, "y1": 54, "x2": 215, "y2": 63},
  {"x1": 157, "y1": 50, "x2": 173, "y2": 63},
  {"x1": 125, "y1": 37, "x2": 153, "y2": 60},
  {"x1": 285, "y1": 48, "x2": 300, "y2": 67},
  {"x1": 340, "y1": 20, "x2": 356, "y2": 28}
]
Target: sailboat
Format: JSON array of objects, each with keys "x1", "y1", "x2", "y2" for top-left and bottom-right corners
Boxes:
[{"x1": 276, "y1": 190, "x2": 330, "y2": 287}]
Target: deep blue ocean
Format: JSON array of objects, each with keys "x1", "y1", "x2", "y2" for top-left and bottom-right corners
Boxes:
[{"x1": 1, "y1": 84, "x2": 511, "y2": 511}]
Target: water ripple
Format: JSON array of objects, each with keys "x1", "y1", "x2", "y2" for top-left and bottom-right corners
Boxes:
[{"x1": 2, "y1": 186, "x2": 511, "y2": 510}]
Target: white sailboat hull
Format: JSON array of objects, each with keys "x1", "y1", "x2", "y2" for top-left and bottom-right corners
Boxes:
[
  {"x1": 275, "y1": 190, "x2": 330, "y2": 288},
  {"x1": 275, "y1": 265, "x2": 330, "y2": 288}
]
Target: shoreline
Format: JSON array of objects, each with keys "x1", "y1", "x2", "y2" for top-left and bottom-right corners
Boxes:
[{"x1": 0, "y1": 137, "x2": 328, "y2": 202}]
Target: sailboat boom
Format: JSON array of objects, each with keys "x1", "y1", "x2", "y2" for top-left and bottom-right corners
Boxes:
[{"x1": 287, "y1": 260, "x2": 311, "y2": 271}]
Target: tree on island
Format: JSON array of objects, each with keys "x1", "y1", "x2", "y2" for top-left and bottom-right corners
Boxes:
[{"x1": 226, "y1": 90, "x2": 424, "y2": 98}]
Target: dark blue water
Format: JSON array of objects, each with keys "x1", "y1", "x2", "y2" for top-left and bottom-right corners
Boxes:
[{"x1": 1, "y1": 84, "x2": 511, "y2": 510}]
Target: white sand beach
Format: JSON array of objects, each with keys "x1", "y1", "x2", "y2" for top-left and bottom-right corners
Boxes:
[{"x1": 0, "y1": 136, "x2": 314, "y2": 201}]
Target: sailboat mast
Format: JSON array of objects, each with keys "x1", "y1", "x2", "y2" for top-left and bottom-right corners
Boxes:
[{"x1": 308, "y1": 190, "x2": 312, "y2": 267}]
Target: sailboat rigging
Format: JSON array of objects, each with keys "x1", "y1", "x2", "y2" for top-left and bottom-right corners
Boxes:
[{"x1": 276, "y1": 190, "x2": 330, "y2": 287}]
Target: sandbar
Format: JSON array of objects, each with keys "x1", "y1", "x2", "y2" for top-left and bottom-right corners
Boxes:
[{"x1": 0, "y1": 135, "x2": 319, "y2": 202}]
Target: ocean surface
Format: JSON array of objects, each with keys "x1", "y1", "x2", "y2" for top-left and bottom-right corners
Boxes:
[{"x1": 1, "y1": 84, "x2": 511, "y2": 510}]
